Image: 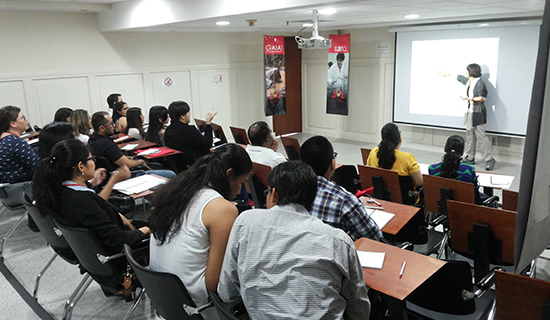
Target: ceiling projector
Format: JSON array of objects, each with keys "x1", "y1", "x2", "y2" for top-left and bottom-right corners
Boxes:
[{"x1": 295, "y1": 10, "x2": 331, "y2": 49}]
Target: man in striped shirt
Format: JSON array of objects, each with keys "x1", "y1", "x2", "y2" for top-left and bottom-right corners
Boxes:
[{"x1": 218, "y1": 161, "x2": 371, "y2": 319}]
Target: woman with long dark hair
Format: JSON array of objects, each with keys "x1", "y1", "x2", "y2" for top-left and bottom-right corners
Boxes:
[
  {"x1": 33, "y1": 139, "x2": 149, "y2": 290},
  {"x1": 113, "y1": 101, "x2": 129, "y2": 133},
  {"x1": 124, "y1": 107, "x2": 146, "y2": 139},
  {"x1": 149, "y1": 144, "x2": 252, "y2": 320},
  {"x1": 145, "y1": 106, "x2": 169, "y2": 146},
  {"x1": 366, "y1": 122, "x2": 423, "y2": 188},
  {"x1": 429, "y1": 135, "x2": 480, "y2": 184}
]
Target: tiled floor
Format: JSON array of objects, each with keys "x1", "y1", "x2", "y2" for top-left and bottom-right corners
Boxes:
[{"x1": 0, "y1": 133, "x2": 522, "y2": 319}]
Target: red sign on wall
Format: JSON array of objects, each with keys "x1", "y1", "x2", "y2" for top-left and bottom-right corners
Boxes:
[
  {"x1": 264, "y1": 35, "x2": 285, "y2": 55},
  {"x1": 328, "y1": 34, "x2": 350, "y2": 54}
]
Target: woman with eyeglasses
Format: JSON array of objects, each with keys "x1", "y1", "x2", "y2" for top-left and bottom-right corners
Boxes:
[
  {"x1": 148, "y1": 144, "x2": 252, "y2": 319},
  {"x1": 366, "y1": 122, "x2": 423, "y2": 188},
  {"x1": 33, "y1": 139, "x2": 150, "y2": 291},
  {"x1": 0, "y1": 105, "x2": 39, "y2": 183}
]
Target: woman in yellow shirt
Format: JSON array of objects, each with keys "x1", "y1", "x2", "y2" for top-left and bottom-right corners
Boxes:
[{"x1": 367, "y1": 123, "x2": 423, "y2": 188}]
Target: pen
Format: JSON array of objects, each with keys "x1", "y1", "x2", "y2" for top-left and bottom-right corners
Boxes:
[
  {"x1": 399, "y1": 261, "x2": 406, "y2": 279},
  {"x1": 365, "y1": 206, "x2": 384, "y2": 210},
  {"x1": 367, "y1": 198, "x2": 382, "y2": 206}
]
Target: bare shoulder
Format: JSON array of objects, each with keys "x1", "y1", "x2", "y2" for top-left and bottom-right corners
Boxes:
[{"x1": 202, "y1": 197, "x2": 238, "y2": 229}]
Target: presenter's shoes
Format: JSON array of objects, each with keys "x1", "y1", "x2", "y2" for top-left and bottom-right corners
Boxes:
[
  {"x1": 462, "y1": 156, "x2": 475, "y2": 165},
  {"x1": 486, "y1": 159, "x2": 496, "y2": 171}
]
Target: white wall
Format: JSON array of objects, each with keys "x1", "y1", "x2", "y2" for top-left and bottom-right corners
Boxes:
[{"x1": 0, "y1": 10, "x2": 524, "y2": 163}]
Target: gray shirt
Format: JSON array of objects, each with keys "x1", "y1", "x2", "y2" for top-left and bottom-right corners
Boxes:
[{"x1": 218, "y1": 204, "x2": 371, "y2": 320}]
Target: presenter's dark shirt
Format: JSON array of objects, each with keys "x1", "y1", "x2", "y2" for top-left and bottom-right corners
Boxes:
[
  {"x1": 164, "y1": 121, "x2": 213, "y2": 164},
  {"x1": 88, "y1": 133, "x2": 124, "y2": 170}
]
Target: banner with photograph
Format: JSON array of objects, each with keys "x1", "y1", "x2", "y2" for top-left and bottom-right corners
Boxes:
[
  {"x1": 264, "y1": 35, "x2": 286, "y2": 116},
  {"x1": 326, "y1": 34, "x2": 351, "y2": 115}
]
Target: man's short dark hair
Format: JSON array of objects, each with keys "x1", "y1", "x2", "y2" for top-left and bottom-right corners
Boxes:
[
  {"x1": 300, "y1": 136, "x2": 334, "y2": 176},
  {"x1": 107, "y1": 93, "x2": 121, "y2": 109},
  {"x1": 248, "y1": 121, "x2": 270, "y2": 146},
  {"x1": 267, "y1": 161, "x2": 317, "y2": 211},
  {"x1": 91, "y1": 111, "x2": 109, "y2": 132},
  {"x1": 54, "y1": 107, "x2": 73, "y2": 123},
  {"x1": 168, "y1": 101, "x2": 190, "y2": 121},
  {"x1": 467, "y1": 63, "x2": 482, "y2": 78}
]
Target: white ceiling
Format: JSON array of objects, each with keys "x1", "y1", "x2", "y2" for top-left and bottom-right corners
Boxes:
[{"x1": 0, "y1": 0, "x2": 545, "y2": 32}]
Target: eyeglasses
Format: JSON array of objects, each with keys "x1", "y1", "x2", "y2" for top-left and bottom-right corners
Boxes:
[
  {"x1": 86, "y1": 156, "x2": 96, "y2": 163},
  {"x1": 333, "y1": 152, "x2": 338, "y2": 160},
  {"x1": 102, "y1": 121, "x2": 115, "y2": 127},
  {"x1": 13, "y1": 115, "x2": 26, "y2": 122},
  {"x1": 263, "y1": 187, "x2": 273, "y2": 197}
]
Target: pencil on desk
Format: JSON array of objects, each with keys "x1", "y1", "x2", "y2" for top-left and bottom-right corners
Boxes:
[{"x1": 399, "y1": 261, "x2": 406, "y2": 279}]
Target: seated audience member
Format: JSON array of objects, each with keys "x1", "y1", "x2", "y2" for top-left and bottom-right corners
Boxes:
[
  {"x1": 145, "y1": 105, "x2": 169, "y2": 146},
  {"x1": 124, "y1": 107, "x2": 146, "y2": 140},
  {"x1": 88, "y1": 111, "x2": 175, "y2": 178},
  {"x1": 0, "y1": 105, "x2": 39, "y2": 183},
  {"x1": 37, "y1": 122, "x2": 75, "y2": 158},
  {"x1": 113, "y1": 101, "x2": 129, "y2": 133},
  {"x1": 106, "y1": 93, "x2": 122, "y2": 117},
  {"x1": 71, "y1": 109, "x2": 92, "y2": 144},
  {"x1": 218, "y1": 161, "x2": 371, "y2": 319},
  {"x1": 53, "y1": 107, "x2": 73, "y2": 123},
  {"x1": 164, "y1": 100, "x2": 216, "y2": 164},
  {"x1": 367, "y1": 122, "x2": 423, "y2": 188},
  {"x1": 301, "y1": 136, "x2": 382, "y2": 240},
  {"x1": 246, "y1": 121, "x2": 286, "y2": 168},
  {"x1": 149, "y1": 144, "x2": 252, "y2": 320},
  {"x1": 33, "y1": 139, "x2": 149, "y2": 291}
]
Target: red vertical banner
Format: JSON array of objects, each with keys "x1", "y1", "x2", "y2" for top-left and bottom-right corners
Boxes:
[
  {"x1": 264, "y1": 35, "x2": 286, "y2": 116},
  {"x1": 327, "y1": 34, "x2": 351, "y2": 115}
]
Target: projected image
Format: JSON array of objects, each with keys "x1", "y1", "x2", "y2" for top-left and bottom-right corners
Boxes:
[{"x1": 409, "y1": 38, "x2": 499, "y2": 117}]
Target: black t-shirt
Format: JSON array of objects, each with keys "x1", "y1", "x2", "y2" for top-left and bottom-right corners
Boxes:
[
  {"x1": 164, "y1": 121, "x2": 213, "y2": 164},
  {"x1": 88, "y1": 133, "x2": 124, "y2": 170}
]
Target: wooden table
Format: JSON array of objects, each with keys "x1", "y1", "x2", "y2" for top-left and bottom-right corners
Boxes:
[
  {"x1": 359, "y1": 197, "x2": 420, "y2": 236},
  {"x1": 355, "y1": 238, "x2": 446, "y2": 301},
  {"x1": 135, "y1": 146, "x2": 181, "y2": 160},
  {"x1": 122, "y1": 174, "x2": 169, "y2": 199},
  {"x1": 118, "y1": 140, "x2": 157, "y2": 151}
]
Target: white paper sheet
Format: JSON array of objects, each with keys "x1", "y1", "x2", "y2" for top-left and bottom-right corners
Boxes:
[
  {"x1": 366, "y1": 209, "x2": 395, "y2": 229},
  {"x1": 477, "y1": 172, "x2": 514, "y2": 189},
  {"x1": 113, "y1": 174, "x2": 167, "y2": 195},
  {"x1": 136, "y1": 148, "x2": 160, "y2": 156},
  {"x1": 114, "y1": 135, "x2": 131, "y2": 143},
  {"x1": 121, "y1": 143, "x2": 139, "y2": 151},
  {"x1": 357, "y1": 251, "x2": 386, "y2": 269}
]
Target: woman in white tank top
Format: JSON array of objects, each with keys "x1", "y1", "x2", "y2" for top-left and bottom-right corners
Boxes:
[{"x1": 149, "y1": 144, "x2": 252, "y2": 319}]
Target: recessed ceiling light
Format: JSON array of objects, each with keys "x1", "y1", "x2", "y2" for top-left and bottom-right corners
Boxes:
[
  {"x1": 404, "y1": 14, "x2": 420, "y2": 19},
  {"x1": 216, "y1": 21, "x2": 230, "y2": 26},
  {"x1": 319, "y1": 8, "x2": 337, "y2": 15},
  {"x1": 302, "y1": 23, "x2": 313, "y2": 27},
  {"x1": 479, "y1": 23, "x2": 489, "y2": 27}
]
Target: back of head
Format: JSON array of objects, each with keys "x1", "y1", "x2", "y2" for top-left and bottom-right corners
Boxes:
[
  {"x1": 377, "y1": 123, "x2": 400, "y2": 170},
  {"x1": 440, "y1": 135, "x2": 465, "y2": 179},
  {"x1": 467, "y1": 63, "x2": 482, "y2": 78},
  {"x1": 267, "y1": 161, "x2": 317, "y2": 211},
  {"x1": 150, "y1": 143, "x2": 252, "y2": 244},
  {"x1": 146, "y1": 106, "x2": 168, "y2": 144},
  {"x1": 168, "y1": 101, "x2": 190, "y2": 122},
  {"x1": 33, "y1": 139, "x2": 89, "y2": 217},
  {"x1": 125, "y1": 107, "x2": 144, "y2": 136},
  {"x1": 112, "y1": 101, "x2": 127, "y2": 121},
  {"x1": 91, "y1": 111, "x2": 109, "y2": 133},
  {"x1": 248, "y1": 121, "x2": 270, "y2": 146},
  {"x1": 107, "y1": 93, "x2": 121, "y2": 109},
  {"x1": 0, "y1": 105, "x2": 21, "y2": 133},
  {"x1": 71, "y1": 109, "x2": 91, "y2": 136},
  {"x1": 38, "y1": 122, "x2": 74, "y2": 158},
  {"x1": 54, "y1": 107, "x2": 73, "y2": 123},
  {"x1": 300, "y1": 135, "x2": 334, "y2": 176}
]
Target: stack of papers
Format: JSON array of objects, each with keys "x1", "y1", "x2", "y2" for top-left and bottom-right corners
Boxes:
[
  {"x1": 121, "y1": 143, "x2": 139, "y2": 151},
  {"x1": 365, "y1": 209, "x2": 395, "y2": 229},
  {"x1": 113, "y1": 175, "x2": 168, "y2": 195},
  {"x1": 477, "y1": 173, "x2": 514, "y2": 189},
  {"x1": 114, "y1": 135, "x2": 131, "y2": 143},
  {"x1": 137, "y1": 148, "x2": 161, "y2": 156},
  {"x1": 357, "y1": 251, "x2": 386, "y2": 269}
]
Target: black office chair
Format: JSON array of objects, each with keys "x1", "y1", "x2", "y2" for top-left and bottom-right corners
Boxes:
[
  {"x1": 22, "y1": 193, "x2": 79, "y2": 300},
  {"x1": 0, "y1": 182, "x2": 30, "y2": 255},
  {"x1": 331, "y1": 165, "x2": 361, "y2": 194},
  {"x1": 55, "y1": 220, "x2": 136, "y2": 320},
  {"x1": 124, "y1": 243, "x2": 208, "y2": 320},
  {"x1": 208, "y1": 291, "x2": 247, "y2": 320}
]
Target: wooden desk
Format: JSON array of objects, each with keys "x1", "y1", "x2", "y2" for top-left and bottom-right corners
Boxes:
[
  {"x1": 359, "y1": 197, "x2": 420, "y2": 236},
  {"x1": 495, "y1": 270, "x2": 550, "y2": 320},
  {"x1": 118, "y1": 140, "x2": 157, "y2": 151},
  {"x1": 114, "y1": 134, "x2": 132, "y2": 144},
  {"x1": 355, "y1": 238, "x2": 446, "y2": 301},
  {"x1": 124, "y1": 174, "x2": 169, "y2": 199},
  {"x1": 136, "y1": 146, "x2": 181, "y2": 160}
]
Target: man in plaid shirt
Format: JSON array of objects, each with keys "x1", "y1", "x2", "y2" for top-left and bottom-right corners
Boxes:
[{"x1": 301, "y1": 136, "x2": 382, "y2": 241}]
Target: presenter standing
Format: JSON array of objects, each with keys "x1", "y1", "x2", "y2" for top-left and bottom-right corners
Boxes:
[{"x1": 440, "y1": 63, "x2": 496, "y2": 171}]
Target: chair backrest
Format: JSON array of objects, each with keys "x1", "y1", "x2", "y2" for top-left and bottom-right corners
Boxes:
[
  {"x1": 495, "y1": 270, "x2": 550, "y2": 320},
  {"x1": 447, "y1": 200, "x2": 516, "y2": 265},
  {"x1": 22, "y1": 194, "x2": 78, "y2": 264},
  {"x1": 360, "y1": 148, "x2": 371, "y2": 165},
  {"x1": 123, "y1": 244, "x2": 203, "y2": 320},
  {"x1": 331, "y1": 165, "x2": 361, "y2": 194},
  {"x1": 280, "y1": 136, "x2": 300, "y2": 160},
  {"x1": 502, "y1": 189, "x2": 519, "y2": 212},
  {"x1": 194, "y1": 119, "x2": 227, "y2": 145},
  {"x1": 406, "y1": 260, "x2": 476, "y2": 315},
  {"x1": 0, "y1": 181, "x2": 29, "y2": 210},
  {"x1": 229, "y1": 126, "x2": 250, "y2": 145},
  {"x1": 358, "y1": 164, "x2": 403, "y2": 203},
  {"x1": 423, "y1": 174, "x2": 476, "y2": 214},
  {"x1": 54, "y1": 219, "x2": 118, "y2": 279},
  {"x1": 247, "y1": 162, "x2": 271, "y2": 209},
  {"x1": 208, "y1": 291, "x2": 240, "y2": 320}
]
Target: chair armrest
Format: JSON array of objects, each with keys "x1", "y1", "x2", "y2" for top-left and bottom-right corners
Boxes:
[
  {"x1": 482, "y1": 195, "x2": 500, "y2": 207},
  {"x1": 97, "y1": 251, "x2": 126, "y2": 264}
]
